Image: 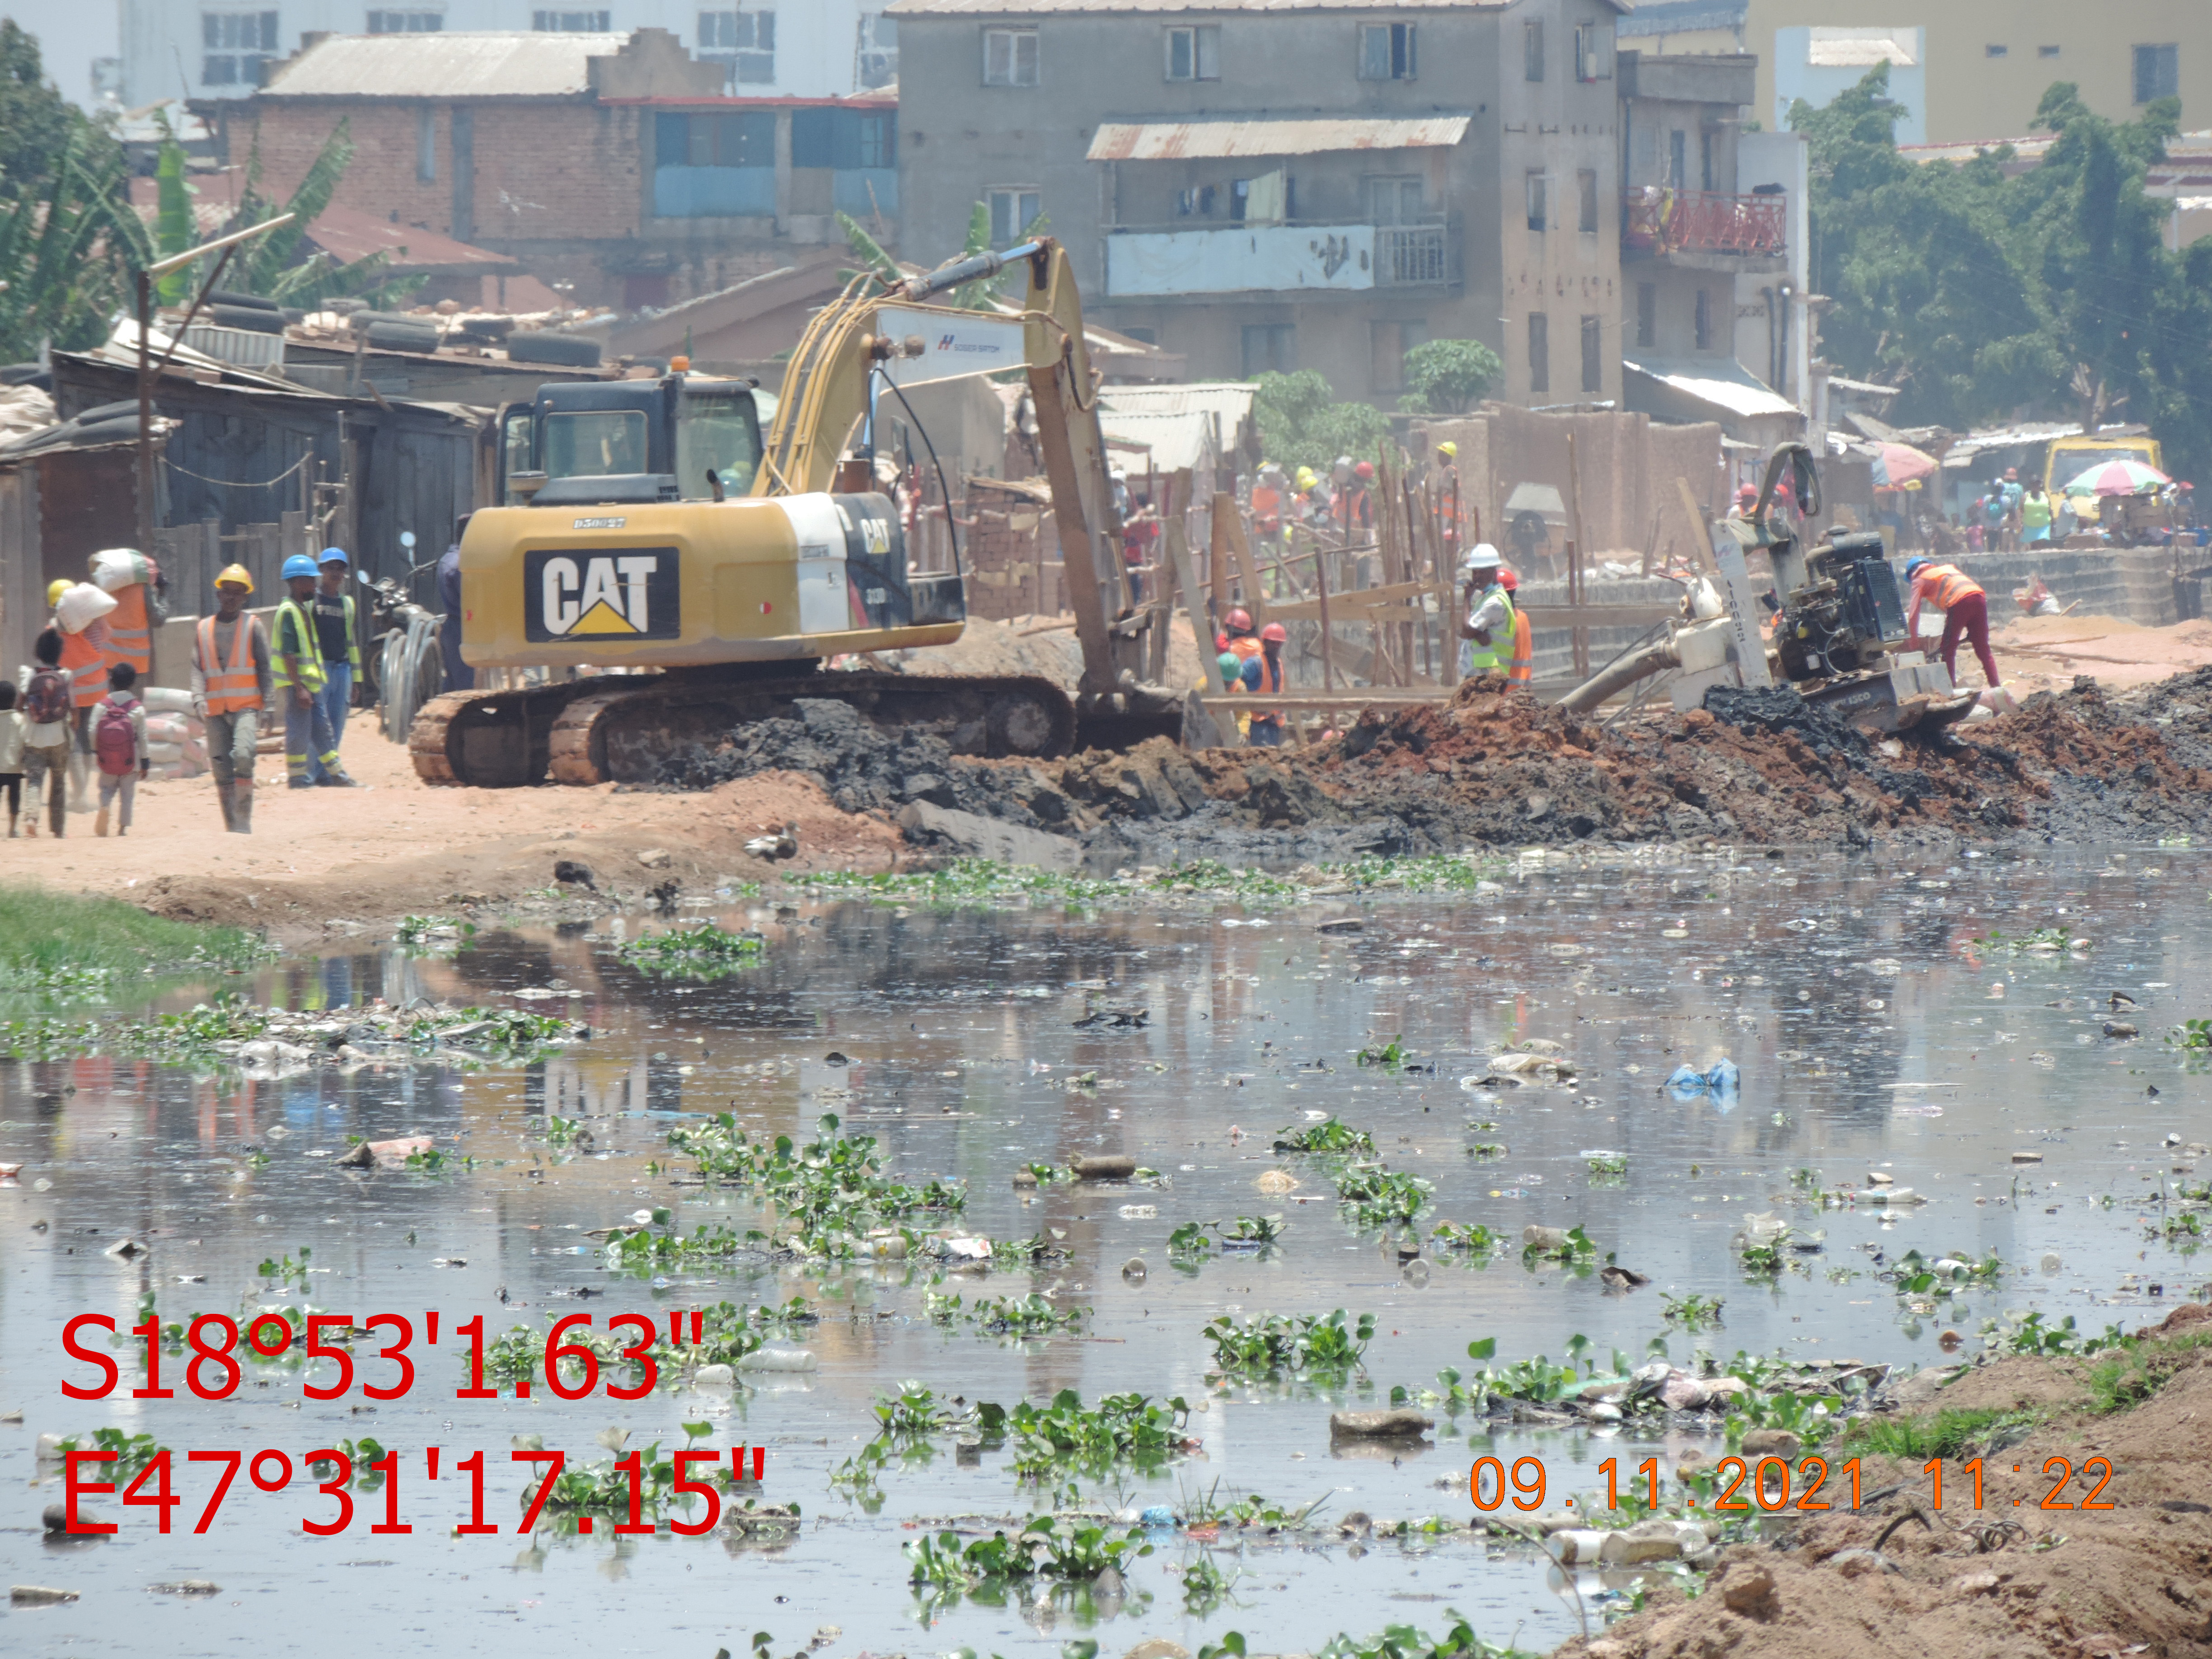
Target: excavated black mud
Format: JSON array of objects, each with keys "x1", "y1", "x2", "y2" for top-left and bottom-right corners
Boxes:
[{"x1": 645, "y1": 671, "x2": 2212, "y2": 867}]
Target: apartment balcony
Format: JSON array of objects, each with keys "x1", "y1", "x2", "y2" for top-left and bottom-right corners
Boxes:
[
  {"x1": 1103, "y1": 217, "x2": 1457, "y2": 300},
  {"x1": 1622, "y1": 190, "x2": 1787, "y2": 272}
]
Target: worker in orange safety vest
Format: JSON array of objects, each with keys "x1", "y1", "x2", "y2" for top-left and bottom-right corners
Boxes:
[{"x1": 1497, "y1": 566, "x2": 1535, "y2": 687}]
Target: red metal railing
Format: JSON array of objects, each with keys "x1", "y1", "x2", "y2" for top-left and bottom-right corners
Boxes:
[{"x1": 1622, "y1": 190, "x2": 1786, "y2": 257}]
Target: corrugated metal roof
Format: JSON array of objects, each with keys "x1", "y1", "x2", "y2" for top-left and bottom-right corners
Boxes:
[
  {"x1": 262, "y1": 32, "x2": 625, "y2": 99},
  {"x1": 1623, "y1": 356, "x2": 1799, "y2": 422},
  {"x1": 305, "y1": 206, "x2": 518, "y2": 272},
  {"x1": 1097, "y1": 408, "x2": 1223, "y2": 473},
  {"x1": 1097, "y1": 381, "x2": 1255, "y2": 422},
  {"x1": 893, "y1": 0, "x2": 1624, "y2": 12},
  {"x1": 1089, "y1": 113, "x2": 1469, "y2": 162}
]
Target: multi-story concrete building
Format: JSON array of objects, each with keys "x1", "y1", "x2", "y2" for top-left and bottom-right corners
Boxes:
[
  {"x1": 892, "y1": 0, "x2": 1785, "y2": 423},
  {"x1": 122, "y1": 0, "x2": 900, "y2": 108},
  {"x1": 241, "y1": 28, "x2": 899, "y2": 310},
  {"x1": 1622, "y1": 0, "x2": 2212, "y2": 145}
]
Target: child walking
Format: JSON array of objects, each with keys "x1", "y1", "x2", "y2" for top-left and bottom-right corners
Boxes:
[
  {"x1": 93, "y1": 663, "x2": 149, "y2": 837},
  {"x1": 0, "y1": 683, "x2": 23, "y2": 837}
]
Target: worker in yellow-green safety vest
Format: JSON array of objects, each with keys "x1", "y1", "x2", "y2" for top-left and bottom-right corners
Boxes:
[
  {"x1": 274, "y1": 553, "x2": 359, "y2": 789},
  {"x1": 309, "y1": 548, "x2": 363, "y2": 785},
  {"x1": 1456, "y1": 544, "x2": 1514, "y2": 682}
]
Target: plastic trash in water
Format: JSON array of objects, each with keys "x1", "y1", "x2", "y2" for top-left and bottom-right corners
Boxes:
[
  {"x1": 1666, "y1": 1058, "x2": 1739, "y2": 1102},
  {"x1": 736, "y1": 1346, "x2": 817, "y2": 1373},
  {"x1": 1139, "y1": 1504, "x2": 1177, "y2": 1528}
]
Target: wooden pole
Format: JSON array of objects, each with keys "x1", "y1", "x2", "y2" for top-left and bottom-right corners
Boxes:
[
  {"x1": 1208, "y1": 492, "x2": 1234, "y2": 632},
  {"x1": 1566, "y1": 431, "x2": 1591, "y2": 680},
  {"x1": 1312, "y1": 537, "x2": 1337, "y2": 691},
  {"x1": 1226, "y1": 510, "x2": 1271, "y2": 627},
  {"x1": 1675, "y1": 475, "x2": 1719, "y2": 575}
]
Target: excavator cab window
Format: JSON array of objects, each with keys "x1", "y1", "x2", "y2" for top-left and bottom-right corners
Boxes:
[
  {"x1": 544, "y1": 409, "x2": 651, "y2": 480},
  {"x1": 675, "y1": 385, "x2": 763, "y2": 500}
]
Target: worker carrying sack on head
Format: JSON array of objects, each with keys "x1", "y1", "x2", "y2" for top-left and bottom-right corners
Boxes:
[
  {"x1": 1456, "y1": 544, "x2": 1514, "y2": 683},
  {"x1": 1903, "y1": 555, "x2": 2002, "y2": 691},
  {"x1": 54, "y1": 580, "x2": 119, "y2": 815},
  {"x1": 192, "y1": 563, "x2": 273, "y2": 834},
  {"x1": 274, "y1": 553, "x2": 360, "y2": 791},
  {"x1": 89, "y1": 548, "x2": 162, "y2": 680}
]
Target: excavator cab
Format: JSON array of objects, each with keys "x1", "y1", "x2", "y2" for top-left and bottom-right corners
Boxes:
[{"x1": 497, "y1": 377, "x2": 765, "y2": 508}]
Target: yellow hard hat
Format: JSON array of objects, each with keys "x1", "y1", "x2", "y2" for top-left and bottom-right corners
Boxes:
[
  {"x1": 1437, "y1": 441, "x2": 1458, "y2": 458},
  {"x1": 46, "y1": 579, "x2": 69, "y2": 608},
  {"x1": 216, "y1": 563, "x2": 255, "y2": 593}
]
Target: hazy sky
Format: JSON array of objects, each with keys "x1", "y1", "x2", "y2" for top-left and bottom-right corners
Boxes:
[{"x1": 21, "y1": 4, "x2": 123, "y2": 111}]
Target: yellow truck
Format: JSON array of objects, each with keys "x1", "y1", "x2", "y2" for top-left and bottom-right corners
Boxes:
[{"x1": 2043, "y1": 433, "x2": 2167, "y2": 539}]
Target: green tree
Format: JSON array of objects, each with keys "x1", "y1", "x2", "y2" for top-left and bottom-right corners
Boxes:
[
  {"x1": 0, "y1": 21, "x2": 98, "y2": 192},
  {"x1": 213, "y1": 121, "x2": 421, "y2": 308},
  {"x1": 0, "y1": 126, "x2": 147, "y2": 360},
  {"x1": 1400, "y1": 338, "x2": 1502, "y2": 414},
  {"x1": 1250, "y1": 370, "x2": 1391, "y2": 472}
]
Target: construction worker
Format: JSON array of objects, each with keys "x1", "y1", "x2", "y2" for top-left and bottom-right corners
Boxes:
[
  {"x1": 1250, "y1": 464, "x2": 1285, "y2": 551},
  {"x1": 1903, "y1": 555, "x2": 2002, "y2": 690},
  {"x1": 1498, "y1": 565, "x2": 1536, "y2": 688},
  {"x1": 1456, "y1": 544, "x2": 1514, "y2": 683},
  {"x1": 1241, "y1": 620, "x2": 1290, "y2": 747},
  {"x1": 91, "y1": 549, "x2": 159, "y2": 681},
  {"x1": 1434, "y1": 441, "x2": 1462, "y2": 558},
  {"x1": 274, "y1": 552, "x2": 359, "y2": 789},
  {"x1": 1222, "y1": 606, "x2": 1261, "y2": 670},
  {"x1": 54, "y1": 581, "x2": 118, "y2": 820},
  {"x1": 309, "y1": 548, "x2": 362, "y2": 783},
  {"x1": 192, "y1": 564, "x2": 272, "y2": 834}
]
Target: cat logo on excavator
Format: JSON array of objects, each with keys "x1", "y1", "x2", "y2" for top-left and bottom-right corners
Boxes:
[{"x1": 524, "y1": 548, "x2": 681, "y2": 642}]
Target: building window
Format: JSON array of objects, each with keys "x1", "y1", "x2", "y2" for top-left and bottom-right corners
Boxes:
[
  {"x1": 1166, "y1": 23, "x2": 1219, "y2": 81},
  {"x1": 1528, "y1": 313, "x2": 1549, "y2": 394},
  {"x1": 1635, "y1": 282, "x2": 1655, "y2": 349},
  {"x1": 1242, "y1": 323, "x2": 1296, "y2": 377},
  {"x1": 857, "y1": 12, "x2": 897, "y2": 89},
  {"x1": 984, "y1": 26, "x2": 1038, "y2": 85},
  {"x1": 1700, "y1": 130, "x2": 1716, "y2": 192},
  {"x1": 657, "y1": 110, "x2": 775, "y2": 169},
  {"x1": 1580, "y1": 315, "x2": 1602, "y2": 394},
  {"x1": 368, "y1": 9, "x2": 442, "y2": 31},
  {"x1": 1525, "y1": 171, "x2": 1546, "y2": 232},
  {"x1": 988, "y1": 186, "x2": 1040, "y2": 246},
  {"x1": 416, "y1": 104, "x2": 436, "y2": 182},
  {"x1": 2136, "y1": 43, "x2": 2179, "y2": 103},
  {"x1": 699, "y1": 9, "x2": 773, "y2": 82},
  {"x1": 1524, "y1": 19, "x2": 1543, "y2": 81},
  {"x1": 1574, "y1": 22, "x2": 1611, "y2": 81},
  {"x1": 857, "y1": 113, "x2": 892, "y2": 168},
  {"x1": 703, "y1": 7, "x2": 783, "y2": 84},
  {"x1": 1668, "y1": 129, "x2": 1687, "y2": 189},
  {"x1": 534, "y1": 10, "x2": 610, "y2": 29},
  {"x1": 1357, "y1": 22, "x2": 1415, "y2": 81},
  {"x1": 1366, "y1": 175, "x2": 1423, "y2": 224},
  {"x1": 202, "y1": 11, "x2": 279, "y2": 86},
  {"x1": 2039, "y1": 45, "x2": 2060, "y2": 58},
  {"x1": 1577, "y1": 169, "x2": 1597, "y2": 233},
  {"x1": 1694, "y1": 288, "x2": 1712, "y2": 351},
  {"x1": 1985, "y1": 43, "x2": 2008, "y2": 58}
]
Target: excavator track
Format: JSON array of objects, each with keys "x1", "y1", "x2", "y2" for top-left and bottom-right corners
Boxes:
[{"x1": 410, "y1": 668, "x2": 1079, "y2": 788}]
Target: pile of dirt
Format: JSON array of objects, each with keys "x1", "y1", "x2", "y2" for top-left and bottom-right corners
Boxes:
[
  {"x1": 646, "y1": 668, "x2": 2212, "y2": 865},
  {"x1": 1557, "y1": 1324, "x2": 2212, "y2": 1659}
]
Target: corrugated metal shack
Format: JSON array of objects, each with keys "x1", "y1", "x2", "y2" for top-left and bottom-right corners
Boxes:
[
  {"x1": 49, "y1": 351, "x2": 488, "y2": 618},
  {"x1": 0, "y1": 435, "x2": 148, "y2": 691}
]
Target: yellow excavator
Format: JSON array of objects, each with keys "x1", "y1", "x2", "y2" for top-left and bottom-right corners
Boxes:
[{"x1": 408, "y1": 238, "x2": 1181, "y2": 787}]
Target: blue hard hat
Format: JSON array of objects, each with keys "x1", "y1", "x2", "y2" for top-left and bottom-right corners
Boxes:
[
  {"x1": 282, "y1": 553, "x2": 320, "y2": 580},
  {"x1": 1903, "y1": 555, "x2": 1929, "y2": 576},
  {"x1": 317, "y1": 546, "x2": 350, "y2": 566}
]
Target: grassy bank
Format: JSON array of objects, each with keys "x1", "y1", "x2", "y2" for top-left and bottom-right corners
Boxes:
[{"x1": 0, "y1": 884, "x2": 270, "y2": 996}]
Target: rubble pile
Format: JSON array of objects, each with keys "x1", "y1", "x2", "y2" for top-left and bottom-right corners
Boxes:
[{"x1": 654, "y1": 670, "x2": 2212, "y2": 862}]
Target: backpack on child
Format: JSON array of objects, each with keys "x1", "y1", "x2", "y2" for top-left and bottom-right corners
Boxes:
[
  {"x1": 95, "y1": 698, "x2": 139, "y2": 776},
  {"x1": 23, "y1": 667, "x2": 70, "y2": 727}
]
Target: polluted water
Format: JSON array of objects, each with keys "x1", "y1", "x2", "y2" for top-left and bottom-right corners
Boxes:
[{"x1": 1, "y1": 842, "x2": 2208, "y2": 1658}]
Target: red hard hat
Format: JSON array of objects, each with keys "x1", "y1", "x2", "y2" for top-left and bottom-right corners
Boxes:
[
  {"x1": 1354, "y1": 461, "x2": 1374, "y2": 478},
  {"x1": 1737, "y1": 483, "x2": 1758, "y2": 502},
  {"x1": 1225, "y1": 607, "x2": 1253, "y2": 632},
  {"x1": 1497, "y1": 568, "x2": 1518, "y2": 591},
  {"x1": 1260, "y1": 621, "x2": 1288, "y2": 643}
]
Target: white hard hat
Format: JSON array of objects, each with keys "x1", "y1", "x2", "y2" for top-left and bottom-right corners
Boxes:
[{"x1": 1459, "y1": 542, "x2": 1502, "y2": 572}]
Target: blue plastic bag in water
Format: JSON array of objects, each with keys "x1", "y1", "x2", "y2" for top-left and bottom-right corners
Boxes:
[
  {"x1": 1140, "y1": 1504, "x2": 1177, "y2": 1528},
  {"x1": 1666, "y1": 1059, "x2": 1740, "y2": 1101}
]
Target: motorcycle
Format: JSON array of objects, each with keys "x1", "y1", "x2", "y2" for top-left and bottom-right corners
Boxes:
[{"x1": 356, "y1": 530, "x2": 447, "y2": 742}]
